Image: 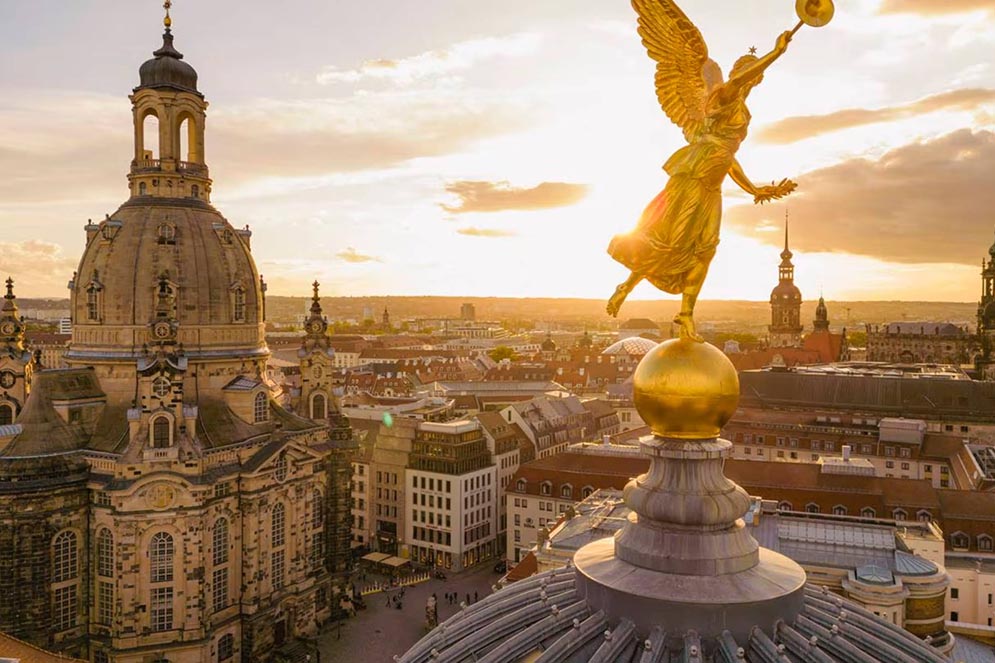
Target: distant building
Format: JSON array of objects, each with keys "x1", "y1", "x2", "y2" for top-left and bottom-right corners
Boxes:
[
  {"x1": 460, "y1": 302, "x2": 476, "y2": 321},
  {"x1": 769, "y1": 221, "x2": 803, "y2": 348},
  {"x1": 866, "y1": 322, "x2": 976, "y2": 364},
  {"x1": 58, "y1": 317, "x2": 71, "y2": 335},
  {"x1": 616, "y1": 317, "x2": 660, "y2": 340}
]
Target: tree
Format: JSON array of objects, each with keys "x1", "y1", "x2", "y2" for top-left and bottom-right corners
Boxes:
[{"x1": 488, "y1": 346, "x2": 518, "y2": 363}]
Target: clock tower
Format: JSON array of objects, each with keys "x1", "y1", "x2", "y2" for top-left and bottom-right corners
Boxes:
[{"x1": 769, "y1": 217, "x2": 803, "y2": 348}]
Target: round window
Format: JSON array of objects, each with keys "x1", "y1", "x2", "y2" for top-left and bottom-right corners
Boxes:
[{"x1": 152, "y1": 376, "x2": 171, "y2": 399}]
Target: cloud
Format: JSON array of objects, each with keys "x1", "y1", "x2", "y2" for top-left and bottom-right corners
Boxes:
[
  {"x1": 441, "y1": 181, "x2": 588, "y2": 214},
  {"x1": 317, "y1": 33, "x2": 542, "y2": 85},
  {"x1": 725, "y1": 129, "x2": 995, "y2": 265},
  {"x1": 757, "y1": 88, "x2": 995, "y2": 144},
  {"x1": 336, "y1": 247, "x2": 382, "y2": 263},
  {"x1": 879, "y1": 0, "x2": 994, "y2": 14},
  {"x1": 456, "y1": 227, "x2": 516, "y2": 238},
  {"x1": 0, "y1": 240, "x2": 78, "y2": 294},
  {"x1": 0, "y1": 89, "x2": 533, "y2": 205}
]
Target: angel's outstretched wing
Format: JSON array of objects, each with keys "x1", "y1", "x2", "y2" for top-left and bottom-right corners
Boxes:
[{"x1": 631, "y1": 0, "x2": 722, "y2": 142}]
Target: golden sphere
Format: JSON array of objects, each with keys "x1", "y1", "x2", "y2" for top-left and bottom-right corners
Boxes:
[{"x1": 632, "y1": 339, "x2": 740, "y2": 439}]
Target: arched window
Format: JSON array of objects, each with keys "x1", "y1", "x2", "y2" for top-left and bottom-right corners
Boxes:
[
  {"x1": 272, "y1": 503, "x2": 285, "y2": 548},
  {"x1": 218, "y1": 633, "x2": 235, "y2": 661},
  {"x1": 191, "y1": 184, "x2": 199, "y2": 199},
  {"x1": 777, "y1": 501, "x2": 792, "y2": 511},
  {"x1": 213, "y1": 518, "x2": 229, "y2": 566},
  {"x1": 917, "y1": 510, "x2": 932, "y2": 523},
  {"x1": 951, "y1": 532, "x2": 969, "y2": 549},
  {"x1": 53, "y1": 531, "x2": 78, "y2": 583},
  {"x1": 150, "y1": 532, "x2": 174, "y2": 583},
  {"x1": 806, "y1": 503, "x2": 820, "y2": 514},
  {"x1": 253, "y1": 392, "x2": 268, "y2": 423},
  {"x1": 560, "y1": 484, "x2": 573, "y2": 499},
  {"x1": 832, "y1": 505, "x2": 848, "y2": 516},
  {"x1": 311, "y1": 488, "x2": 325, "y2": 572},
  {"x1": 311, "y1": 393, "x2": 327, "y2": 420},
  {"x1": 581, "y1": 486, "x2": 594, "y2": 499},
  {"x1": 893, "y1": 508, "x2": 908, "y2": 521},
  {"x1": 152, "y1": 416, "x2": 171, "y2": 448},
  {"x1": 516, "y1": 479, "x2": 526, "y2": 493},
  {"x1": 233, "y1": 287, "x2": 246, "y2": 322},
  {"x1": 861, "y1": 507, "x2": 876, "y2": 518},
  {"x1": 178, "y1": 116, "x2": 191, "y2": 163},
  {"x1": 139, "y1": 181, "x2": 148, "y2": 196},
  {"x1": 980, "y1": 535, "x2": 994, "y2": 552},
  {"x1": 97, "y1": 528, "x2": 114, "y2": 577},
  {"x1": 142, "y1": 112, "x2": 160, "y2": 160},
  {"x1": 0, "y1": 403, "x2": 13, "y2": 426},
  {"x1": 540, "y1": 481, "x2": 551, "y2": 496}
]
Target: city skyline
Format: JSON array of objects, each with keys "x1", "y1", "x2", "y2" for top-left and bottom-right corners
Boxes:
[{"x1": 1, "y1": 0, "x2": 993, "y2": 301}]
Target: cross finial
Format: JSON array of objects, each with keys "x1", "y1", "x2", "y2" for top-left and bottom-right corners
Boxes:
[
  {"x1": 312, "y1": 280, "x2": 320, "y2": 301},
  {"x1": 163, "y1": 0, "x2": 172, "y2": 29},
  {"x1": 784, "y1": 209, "x2": 790, "y2": 252},
  {"x1": 748, "y1": 46, "x2": 758, "y2": 55},
  {"x1": 4, "y1": 277, "x2": 13, "y2": 299}
]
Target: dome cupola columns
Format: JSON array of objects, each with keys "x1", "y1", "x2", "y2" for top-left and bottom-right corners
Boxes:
[
  {"x1": 129, "y1": 1, "x2": 211, "y2": 202},
  {"x1": 573, "y1": 339, "x2": 807, "y2": 643}
]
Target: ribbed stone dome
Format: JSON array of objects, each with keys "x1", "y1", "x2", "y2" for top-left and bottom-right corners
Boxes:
[
  {"x1": 398, "y1": 568, "x2": 949, "y2": 662},
  {"x1": 68, "y1": 199, "x2": 265, "y2": 362},
  {"x1": 137, "y1": 30, "x2": 199, "y2": 93}
]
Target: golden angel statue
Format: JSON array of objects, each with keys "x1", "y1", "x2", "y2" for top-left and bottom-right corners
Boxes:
[{"x1": 606, "y1": 0, "x2": 832, "y2": 341}]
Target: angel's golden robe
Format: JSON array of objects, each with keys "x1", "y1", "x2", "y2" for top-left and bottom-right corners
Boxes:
[{"x1": 608, "y1": 94, "x2": 750, "y2": 294}]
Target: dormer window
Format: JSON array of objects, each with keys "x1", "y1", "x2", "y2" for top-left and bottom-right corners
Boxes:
[
  {"x1": 516, "y1": 479, "x2": 526, "y2": 493},
  {"x1": 253, "y1": 392, "x2": 268, "y2": 423},
  {"x1": 85, "y1": 284, "x2": 102, "y2": 322},
  {"x1": 232, "y1": 286, "x2": 246, "y2": 323},
  {"x1": 157, "y1": 223, "x2": 175, "y2": 244},
  {"x1": 560, "y1": 484, "x2": 572, "y2": 499},
  {"x1": 951, "y1": 531, "x2": 969, "y2": 550},
  {"x1": 540, "y1": 481, "x2": 551, "y2": 496}
]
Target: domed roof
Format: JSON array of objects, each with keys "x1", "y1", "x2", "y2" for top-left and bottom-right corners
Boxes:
[
  {"x1": 67, "y1": 200, "x2": 265, "y2": 363},
  {"x1": 137, "y1": 30, "x2": 199, "y2": 94},
  {"x1": 601, "y1": 336, "x2": 657, "y2": 357},
  {"x1": 771, "y1": 280, "x2": 802, "y2": 301},
  {"x1": 620, "y1": 317, "x2": 659, "y2": 331},
  {"x1": 541, "y1": 334, "x2": 557, "y2": 352},
  {"x1": 399, "y1": 568, "x2": 947, "y2": 662}
]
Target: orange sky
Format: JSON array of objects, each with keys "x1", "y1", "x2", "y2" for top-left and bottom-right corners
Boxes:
[{"x1": 0, "y1": 0, "x2": 992, "y2": 302}]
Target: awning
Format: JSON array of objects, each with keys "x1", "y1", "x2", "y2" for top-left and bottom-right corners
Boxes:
[
  {"x1": 382, "y1": 556, "x2": 411, "y2": 568},
  {"x1": 361, "y1": 552, "x2": 390, "y2": 563}
]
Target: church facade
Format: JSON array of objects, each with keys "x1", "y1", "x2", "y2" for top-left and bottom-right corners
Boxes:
[{"x1": 0, "y1": 15, "x2": 354, "y2": 663}]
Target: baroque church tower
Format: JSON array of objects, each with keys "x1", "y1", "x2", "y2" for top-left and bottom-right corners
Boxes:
[
  {"x1": 768, "y1": 217, "x2": 803, "y2": 348},
  {"x1": 0, "y1": 6, "x2": 355, "y2": 662},
  {"x1": 977, "y1": 233, "x2": 995, "y2": 378}
]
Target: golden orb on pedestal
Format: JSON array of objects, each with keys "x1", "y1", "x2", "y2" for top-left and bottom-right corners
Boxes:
[{"x1": 632, "y1": 339, "x2": 740, "y2": 439}]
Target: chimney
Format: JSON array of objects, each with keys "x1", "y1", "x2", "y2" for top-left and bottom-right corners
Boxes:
[{"x1": 842, "y1": 444, "x2": 851, "y2": 462}]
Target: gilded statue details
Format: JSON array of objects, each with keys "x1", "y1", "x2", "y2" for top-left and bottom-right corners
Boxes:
[{"x1": 607, "y1": 0, "x2": 834, "y2": 341}]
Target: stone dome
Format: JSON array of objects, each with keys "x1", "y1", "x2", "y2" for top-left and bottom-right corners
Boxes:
[
  {"x1": 137, "y1": 30, "x2": 199, "y2": 94},
  {"x1": 601, "y1": 336, "x2": 657, "y2": 357},
  {"x1": 67, "y1": 199, "x2": 266, "y2": 363}
]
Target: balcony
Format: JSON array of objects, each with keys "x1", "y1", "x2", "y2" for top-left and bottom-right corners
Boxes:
[
  {"x1": 130, "y1": 159, "x2": 207, "y2": 177},
  {"x1": 178, "y1": 160, "x2": 207, "y2": 176}
]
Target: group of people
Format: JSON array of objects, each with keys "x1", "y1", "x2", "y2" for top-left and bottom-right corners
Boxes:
[
  {"x1": 386, "y1": 587, "x2": 406, "y2": 610},
  {"x1": 442, "y1": 591, "x2": 478, "y2": 606}
]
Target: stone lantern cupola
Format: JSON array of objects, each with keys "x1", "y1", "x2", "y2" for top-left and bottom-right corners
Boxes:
[{"x1": 128, "y1": 2, "x2": 211, "y2": 202}]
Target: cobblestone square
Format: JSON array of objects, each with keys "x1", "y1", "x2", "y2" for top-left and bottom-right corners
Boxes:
[{"x1": 318, "y1": 565, "x2": 503, "y2": 661}]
